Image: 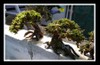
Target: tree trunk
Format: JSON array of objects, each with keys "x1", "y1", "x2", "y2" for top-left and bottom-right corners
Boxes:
[
  {"x1": 32, "y1": 23, "x2": 43, "y2": 41},
  {"x1": 50, "y1": 33, "x2": 63, "y2": 49},
  {"x1": 24, "y1": 22, "x2": 34, "y2": 30},
  {"x1": 49, "y1": 33, "x2": 64, "y2": 55},
  {"x1": 24, "y1": 22, "x2": 43, "y2": 41}
]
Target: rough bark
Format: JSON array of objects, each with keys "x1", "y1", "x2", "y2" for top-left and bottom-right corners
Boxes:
[{"x1": 24, "y1": 22, "x2": 43, "y2": 41}]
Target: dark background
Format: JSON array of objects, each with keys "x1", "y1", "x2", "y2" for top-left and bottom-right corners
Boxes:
[{"x1": 72, "y1": 6, "x2": 94, "y2": 38}]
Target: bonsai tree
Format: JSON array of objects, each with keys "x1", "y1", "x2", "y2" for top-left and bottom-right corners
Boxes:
[
  {"x1": 25, "y1": 5, "x2": 64, "y2": 21},
  {"x1": 45, "y1": 18, "x2": 83, "y2": 49},
  {"x1": 44, "y1": 18, "x2": 83, "y2": 59},
  {"x1": 79, "y1": 31, "x2": 94, "y2": 60},
  {"x1": 9, "y1": 10, "x2": 43, "y2": 41}
]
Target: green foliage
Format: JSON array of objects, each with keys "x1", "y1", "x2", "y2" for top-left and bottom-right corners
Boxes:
[
  {"x1": 79, "y1": 31, "x2": 94, "y2": 54},
  {"x1": 25, "y1": 5, "x2": 63, "y2": 21},
  {"x1": 45, "y1": 18, "x2": 81, "y2": 38},
  {"x1": 45, "y1": 18, "x2": 85, "y2": 48},
  {"x1": 79, "y1": 31, "x2": 94, "y2": 58},
  {"x1": 79, "y1": 34, "x2": 94, "y2": 58},
  {"x1": 9, "y1": 10, "x2": 42, "y2": 34},
  {"x1": 25, "y1": 6, "x2": 51, "y2": 21},
  {"x1": 88, "y1": 31, "x2": 94, "y2": 42},
  {"x1": 67, "y1": 29, "x2": 85, "y2": 43},
  {"x1": 79, "y1": 40, "x2": 91, "y2": 54}
]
